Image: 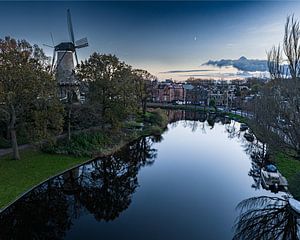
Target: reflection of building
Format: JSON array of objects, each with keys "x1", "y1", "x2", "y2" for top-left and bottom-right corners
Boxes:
[
  {"x1": 167, "y1": 109, "x2": 207, "y2": 122},
  {"x1": 167, "y1": 110, "x2": 186, "y2": 123}
]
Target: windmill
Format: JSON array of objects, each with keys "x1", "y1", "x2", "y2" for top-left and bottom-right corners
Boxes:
[{"x1": 44, "y1": 9, "x2": 88, "y2": 100}]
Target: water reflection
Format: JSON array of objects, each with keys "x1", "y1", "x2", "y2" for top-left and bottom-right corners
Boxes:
[
  {"x1": 0, "y1": 110, "x2": 293, "y2": 239},
  {"x1": 167, "y1": 110, "x2": 284, "y2": 194},
  {"x1": 167, "y1": 109, "x2": 231, "y2": 132},
  {"x1": 225, "y1": 121, "x2": 240, "y2": 139},
  {"x1": 223, "y1": 119, "x2": 280, "y2": 193},
  {"x1": 233, "y1": 195, "x2": 300, "y2": 240},
  {"x1": 0, "y1": 136, "x2": 157, "y2": 239}
]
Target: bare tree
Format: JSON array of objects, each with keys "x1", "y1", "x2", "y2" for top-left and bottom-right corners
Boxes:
[
  {"x1": 252, "y1": 15, "x2": 300, "y2": 155},
  {"x1": 284, "y1": 15, "x2": 300, "y2": 79},
  {"x1": 267, "y1": 45, "x2": 286, "y2": 79}
]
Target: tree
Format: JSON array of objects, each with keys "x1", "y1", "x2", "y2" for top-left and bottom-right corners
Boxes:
[
  {"x1": 77, "y1": 53, "x2": 139, "y2": 129},
  {"x1": 132, "y1": 69, "x2": 156, "y2": 114},
  {"x1": 252, "y1": 15, "x2": 300, "y2": 155},
  {"x1": 209, "y1": 99, "x2": 216, "y2": 110},
  {"x1": 284, "y1": 15, "x2": 300, "y2": 79},
  {"x1": 267, "y1": 45, "x2": 286, "y2": 79},
  {"x1": 0, "y1": 37, "x2": 64, "y2": 160},
  {"x1": 233, "y1": 196, "x2": 299, "y2": 240}
]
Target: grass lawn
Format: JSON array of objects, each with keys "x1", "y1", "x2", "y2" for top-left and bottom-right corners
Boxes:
[
  {"x1": 0, "y1": 110, "x2": 169, "y2": 210},
  {"x1": 275, "y1": 152, "x2": 300, "y2": 180},
  {"x1": 275, "y1": 151, "x2": 300, "y2": 199},
  {"x1": 0, "y1": 149, "x2": 88, "y2": 209},
  {"x1": 226, "y1": 112, "x2": 246, "y2": 122}
]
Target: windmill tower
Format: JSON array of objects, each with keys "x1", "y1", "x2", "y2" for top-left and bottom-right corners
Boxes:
[{"x1": 47, "y1": 9, "x2": 89, "y2": 101}]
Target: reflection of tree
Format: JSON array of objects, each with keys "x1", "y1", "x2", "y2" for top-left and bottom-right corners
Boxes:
[
  {"x1": 0, "y1": 136, "x2": 157, "y2": 239},
  {"x1": 248, "y1": 152, "x2": 263, "y2": 190},
  {"x1": 79, "y1": 156, "x2": 138, "y2": 221},
  {"x1": 241, "y1": 135, "x2": 276, "y2": 192},
  {"x1": 0, "y1": 181, "x2": 72, "y2": 239},
  {"x1": 207, "y1": 117, "x2": 215, "y2": 129},
  {"x1": 225, "y1": 122, "x2": 240, "y2": 139},
  {"x1": 233, "y1": 196, "x2": 300, "y2": 240},
  {"x1": 126, "y1": 136, "x2": 158, "y2": 167},
  {"x1": 78, "y1": 137, "x2": 158, "y2": 221}
]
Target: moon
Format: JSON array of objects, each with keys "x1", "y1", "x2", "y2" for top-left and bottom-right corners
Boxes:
[{"x1": 194, "y1": 36, "x2": 197, "y2": 41}]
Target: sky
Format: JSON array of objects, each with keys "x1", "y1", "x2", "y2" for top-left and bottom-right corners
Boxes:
[{"x1": 0, "y1": 1, "x2": 300, "y2": 80}]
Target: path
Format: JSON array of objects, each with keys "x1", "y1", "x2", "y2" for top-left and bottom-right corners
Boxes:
[{"x1": 0, "y1": 144, "x2": 32, "y2": 157}]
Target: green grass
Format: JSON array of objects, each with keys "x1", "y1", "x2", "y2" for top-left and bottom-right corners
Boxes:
[
  {"x1": 0, "y1": 109, "x2": 169, "y2": 210},
  {"x1": 274, "y1": 151, "x2": 300, "y2": 199},
  {"x1": 275, "y1": 152, "x2": 300, "y2": 180},
  {"x1": 0, "y1": 150, "x2": 87, "y2": 209},
  {"x1": 226, "y1": 112, "x2": 246, "y2": 122},
  {"x1": 148, "y1": 103, "x2": 211, "y2": 112}
]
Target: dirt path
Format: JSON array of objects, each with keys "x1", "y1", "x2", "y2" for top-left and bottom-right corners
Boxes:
[{"x1": 0, "y1": 144, "x2": 32, "y2": 157}]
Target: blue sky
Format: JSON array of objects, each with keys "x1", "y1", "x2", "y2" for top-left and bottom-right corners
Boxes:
[{"x1": 0, "y1": 1, "x2": 300, "y2": 80}]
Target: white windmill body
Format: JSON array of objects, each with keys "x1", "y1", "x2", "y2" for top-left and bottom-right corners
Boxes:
[
  {"x1": 56, "y1": 51, "x2": 74, "y2": 83},
  {"x1": 47, "y1": 9, "x2": 88, "y2": 101}
]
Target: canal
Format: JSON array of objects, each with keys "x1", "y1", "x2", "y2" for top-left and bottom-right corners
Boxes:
[{"x1": 0, "y1": 111, "x2": 298, "y2": 239}]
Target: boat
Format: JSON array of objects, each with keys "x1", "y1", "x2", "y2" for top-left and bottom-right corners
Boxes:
[
  {"x1": 261, "y1": 164, "x2": 288, "y2": 190},
  {"x1": 244, "y1": 132, "x2": 254, "y2": 142},
  {"x1": 240, "y1": 123, "x2": 248, "y2": 131},
  {"x1": 288, "y1": 198, "x2": 300, "y2": 214}
]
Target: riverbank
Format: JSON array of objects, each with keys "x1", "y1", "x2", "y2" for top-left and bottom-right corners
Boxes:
[
  {"x1": 274, "y1": 151, "x2": 300, "y2": 198},
  {"x1": 0, "y1": 109, "x2": 168, "y2": 210},
  {"x1": 246, "y1": 120, "x2": 300, "y2": 199}
]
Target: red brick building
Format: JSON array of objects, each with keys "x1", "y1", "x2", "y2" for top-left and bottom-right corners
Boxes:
[{"x1": 151, "y1": 81, "x2": 184, "y2": 103}]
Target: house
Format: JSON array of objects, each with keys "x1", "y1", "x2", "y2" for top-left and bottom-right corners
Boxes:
[
  {"x1": 151, "y1": 80, "x2": 184, "y2": 103},
  {"x1": 185, "y1": 85, "x2": 209, "y2": 105}
]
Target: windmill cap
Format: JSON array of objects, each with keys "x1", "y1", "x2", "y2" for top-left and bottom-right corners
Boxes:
[{"x1": 55, "y1": 42, "x2": 75, "y2": 51}]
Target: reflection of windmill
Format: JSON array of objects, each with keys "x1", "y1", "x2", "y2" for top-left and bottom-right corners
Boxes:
[{"x1": 45, "y1": 9, "x2": 88, "y2": 100}]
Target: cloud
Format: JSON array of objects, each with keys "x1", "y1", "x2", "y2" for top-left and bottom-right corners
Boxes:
[
  {"x1": 203, "y1": 56, "x2": 268, "y2": 72},
  {"x1": 160, "y1": 69, "x2": 212, "y2": 74},
  {"x1": 181, "y1": 70, "x2": 269, "y2": 79}
]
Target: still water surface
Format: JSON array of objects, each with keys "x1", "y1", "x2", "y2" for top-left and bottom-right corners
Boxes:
[{"x1": 0, "y1": 111, "x2": 297, "y2": 239}]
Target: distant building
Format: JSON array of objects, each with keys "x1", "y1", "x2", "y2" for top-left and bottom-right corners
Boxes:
[
  {"x1": 151, "y1": 80, "x2": 184, "y2": 103},
  {"x1": 185, "y1": 85, "x2": 209, "y2": 105},
  {"x1": 208, "y1": 90, "x2": 226, "y2": 106}
]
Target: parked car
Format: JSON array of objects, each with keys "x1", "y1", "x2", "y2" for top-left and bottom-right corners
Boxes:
[{"x1": 240, "y1": 123, "x2": 248, "y2": 131}]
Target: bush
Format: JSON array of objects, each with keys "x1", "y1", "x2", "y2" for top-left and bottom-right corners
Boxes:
[
  {"x1": 43, "y1": 131, "x2": 112, "y2": 157},
  {"x1": 42, "y1": 109, "x2": 169, "y2": 157},
  {"x1": 0, "y1": 137, "x2": 10, "y2": 148},
  {"x1": 143, "y1": 109, "x2": 168, "y2": 128}
]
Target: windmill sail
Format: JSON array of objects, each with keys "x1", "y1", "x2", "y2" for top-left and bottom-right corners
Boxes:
[
  {"x1": 75, "y1": 37, "x2": 88, "y2": 48},
  {"x1": 67, "y1": 9, "x2": 75, "y2": 44}
]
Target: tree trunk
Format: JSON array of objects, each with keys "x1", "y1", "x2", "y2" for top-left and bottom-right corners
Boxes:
[
  {"x1": 67, "y1": 108, "x2": 71, "y2": 142},
  {"x1": 10, "y1": 105, "x2": 20, "y2": 160},
  {"x1": 142, "y1": 100, "x2": 146, "y2": 114}
]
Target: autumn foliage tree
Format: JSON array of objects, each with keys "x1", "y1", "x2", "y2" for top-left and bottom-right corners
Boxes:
[
  {"x1": 0, "y1": 37, "x2": 64, "y2": 160},
  {"x1": 77, "y1": 53, "x2": 153, "y2": 128},
  {"x1": 133, "y1": 69, "x2": 156, "y2": 114}
]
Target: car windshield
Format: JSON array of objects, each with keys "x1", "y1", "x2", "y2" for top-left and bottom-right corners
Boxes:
[{"x1": 266, "y1": 164, "x2": 277, "y2": 172}]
